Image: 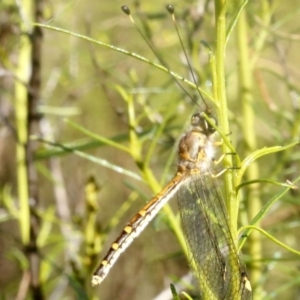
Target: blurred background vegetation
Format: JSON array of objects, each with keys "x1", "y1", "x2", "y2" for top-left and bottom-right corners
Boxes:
[{"x1": 1, "y1": 0, "x2": 300, "y2": 299}]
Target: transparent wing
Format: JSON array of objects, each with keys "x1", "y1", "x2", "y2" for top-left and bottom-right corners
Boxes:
[{"x1": 178, "y1": 173, "x2": 252, "y2": 300}]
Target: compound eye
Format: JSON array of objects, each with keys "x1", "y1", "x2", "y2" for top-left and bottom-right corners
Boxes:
[
  {"x1": 191, "y1": 112, "x2": 217, "y2": 134},
  {"x1": 191, "y1": 113, "x2": 202, "y2": 127}
]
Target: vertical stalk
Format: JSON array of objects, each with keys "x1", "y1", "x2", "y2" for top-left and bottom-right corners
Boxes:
[
  {"x1": 214, "y1": 2, "x2": 243, "y2": 299},
  {"x1": 15, "y1": 0, "x2": 45, "y2": 298},
  {"x1": 213, "y1": 1, "x2": 237, "y2": 238},
  {"x1": 235, "y1": 3, "x2": 262, "y2": 296},
  {"x1": 15, "y1": 0, "x2": 32, "y2": 248}
]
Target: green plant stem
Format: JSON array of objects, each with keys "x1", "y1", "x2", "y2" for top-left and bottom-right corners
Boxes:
[
  {"x1": 251, "y1": 1, "x2": 271, "y2": 67},
  {"x1": 214, "y1": 1, "x2": 236, "y2": 239},
  {"x1": 214, "y1": 2, "x2": 242, "y2": 299},
  {"x1": 238, "y1": 174, "x2": 300, "y2": 250},
  {"x1": 16, "y1": 1, "x2": 46, "y2": 298},
  {"x1": 240, "y1": 226, "x2": 300, "y2": 256},
  {"x1": 236, "y1": 2, "x2": 262, "y2": 293},
  {"x1": 33, "y1": 23, "x2": 215, "y2": 103},
  {"x1": 15, "y1": 0, "x2": 32, "y2": 247}
]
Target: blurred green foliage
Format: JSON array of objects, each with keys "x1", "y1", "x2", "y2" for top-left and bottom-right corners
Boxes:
[{"x1": 0, "y1": 0, "x2": 300, "y2": 299}]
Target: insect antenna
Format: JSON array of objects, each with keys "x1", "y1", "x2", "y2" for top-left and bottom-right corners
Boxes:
[
  {"x1": 121, "y1": 5, "x2": 209, "y2": 110},
  {"x1": 165, "y1": 4, "x2": 209, "y2": 112}
]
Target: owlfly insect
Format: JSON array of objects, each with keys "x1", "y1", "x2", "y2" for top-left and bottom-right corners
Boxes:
[{"x1": 92, "y1": 5, "x2": 252, "y2": 299}]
